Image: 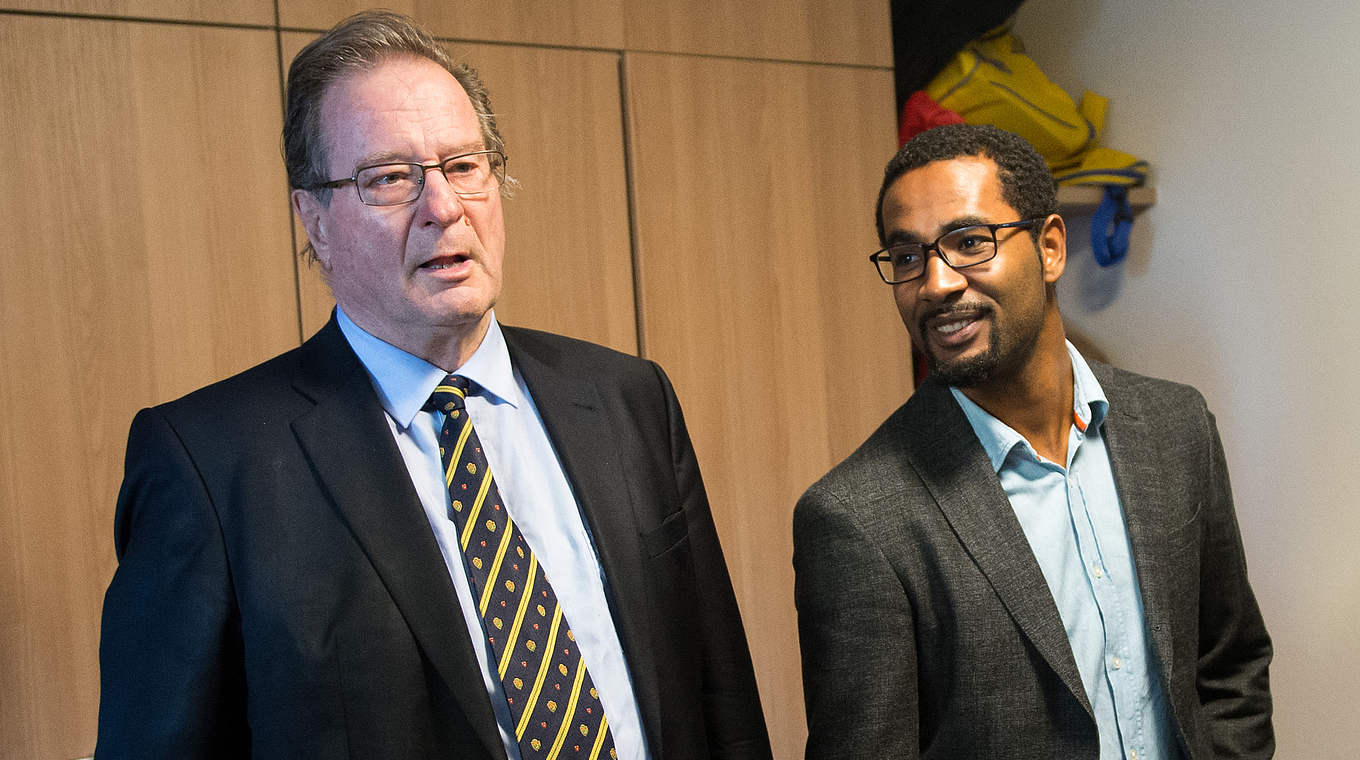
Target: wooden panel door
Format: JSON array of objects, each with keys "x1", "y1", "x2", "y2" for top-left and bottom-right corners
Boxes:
[
  {"x1": 0, "y1": 0, "x2": 273, "y2": 24},
  {"x1": 279, "y1": 0, "x2": 625, "y2": 50},
  {"x1": 625, "y1": 51, "x2": 910, "y2": 756},
  {"x1": 0, "y1": 15, "x2": 297, "y2": 757},
  {"x1": 283, "y1": 32, "x2": 637, "y2": 355},
  {"x1": 623, "y1": 0, "x2": 892, "y2": 66}
]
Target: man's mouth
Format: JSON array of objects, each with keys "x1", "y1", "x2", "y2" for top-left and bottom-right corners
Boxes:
[
  {"x1": 933, "y1": 317, "x2": 973, "y2": 335},
  {"x1": 921, "y1": 306, "x2": 991, "y2": 347},
  {"x1": 420, "y1": 253, "x2": 472, "y2": 270}
]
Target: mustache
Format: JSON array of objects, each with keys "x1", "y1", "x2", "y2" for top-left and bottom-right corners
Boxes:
[{"x1": 918, "y1": 302, "x2": 993, "y2": 334}]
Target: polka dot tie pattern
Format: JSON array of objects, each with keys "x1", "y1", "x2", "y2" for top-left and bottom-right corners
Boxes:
[{"x1": 429, "y1": 375, "x2": 618, "y2": 760}]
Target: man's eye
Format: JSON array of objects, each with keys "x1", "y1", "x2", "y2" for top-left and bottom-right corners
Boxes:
[
  {"x1": 955, "y1": 234, "x2": 989, "y2": 252},
  {"x1": 891, "y1": 249, "x2": 921, "y2": 266},
  {"x1": 363, "y1": 169, "x2": 416, "y2": 188},
  {"x1": 445, "y1": 160, "x2": 479, "y2": 176}
]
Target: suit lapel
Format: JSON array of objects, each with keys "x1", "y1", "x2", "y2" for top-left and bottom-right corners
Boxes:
[
  {"x1": 501, "y1": 328, "x2": 663, "y2": 753},
  {"x1": 903, "y1": 379, "x2": 1093, "y2": 716},
  {"x1": 1090, "y1": 363, "x2": 1177, "y2": 683},
  {"x1": 289, "y1": 319, "x2": 505, "y2": 759}
]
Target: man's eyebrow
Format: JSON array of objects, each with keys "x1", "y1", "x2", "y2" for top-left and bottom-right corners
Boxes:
[
  {"x1": 352, "y1": 150, "x2": 412, "y2": 168},
  {"x1": 885, "y1": 216, "x2": 991, "y2": 245},
  {"x1": 352, "y1": 144, "x2": 487, "y2": 168},
  {"x1": 884, "y1": 229, "x2": 925, "y2": 245},
  {"x1": 941, "y1": 215, "x2": 989, "y2": 232}
]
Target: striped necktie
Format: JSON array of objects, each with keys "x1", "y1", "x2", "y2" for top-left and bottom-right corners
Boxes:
[{"x1": 429, "y1": 375, "x2": 618, "y2": 760}]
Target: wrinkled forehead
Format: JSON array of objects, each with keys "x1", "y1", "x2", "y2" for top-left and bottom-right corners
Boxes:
[{"x1": 317, "y1": 55, "x2": 479, "y2": 172}]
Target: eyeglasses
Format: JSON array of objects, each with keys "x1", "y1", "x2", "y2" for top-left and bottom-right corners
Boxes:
[
  {"x1": 869, "y1": 218, "x2": 1045, "y2": 284},
  {"x1": 315, "y1": 149, "x2": 507, "y2": 206}
]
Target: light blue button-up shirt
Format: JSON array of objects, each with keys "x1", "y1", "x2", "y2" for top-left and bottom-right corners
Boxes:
[
  {"x1": 951, "y1": 342, "x2": 1172, "y2": 760},
  {"x1": 337, "y1": 308, "x2": 649, "y2": 760}
]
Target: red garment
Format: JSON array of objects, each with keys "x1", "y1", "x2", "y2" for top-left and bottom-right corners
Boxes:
[{"x1": 899, "y1": 90, "x2": 966, "y2": 146}]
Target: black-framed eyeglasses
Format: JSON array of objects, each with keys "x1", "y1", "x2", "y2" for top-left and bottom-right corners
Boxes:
[
  {"x1": 314, "y1": 149, "x2": 508, "y2": 206},
  {"x1": 869, "y1": 218, "x2": 1045, "y2": 284}
]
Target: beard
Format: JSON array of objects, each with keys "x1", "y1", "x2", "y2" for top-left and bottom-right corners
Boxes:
[
  {"x1": 920, "y1": 301, "x2": 1045, "y2": 389},
  {"x1": 926, "y1": 332, "x2": 1001, "y2": 387}
]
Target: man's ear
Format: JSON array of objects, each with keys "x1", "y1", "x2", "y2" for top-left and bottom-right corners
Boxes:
[
  {"x1": 292, "y1": 189, "x2": 331, "y2": 267},
  {"x1": 1038, "y1": 213, "x2": 1067, "y2": 285}
]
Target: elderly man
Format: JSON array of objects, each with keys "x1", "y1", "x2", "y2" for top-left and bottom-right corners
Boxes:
[
  {"x1": 794, "y1": 124, "x2": 1273, "y2": 759},
  {"x1": 98, "y1": 11, "x2": 770, "y2": 759}
]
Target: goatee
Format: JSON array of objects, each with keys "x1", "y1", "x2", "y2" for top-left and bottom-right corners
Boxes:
[{"x1": 927, "y1": 338, "x2": 1000, "y2": 387}]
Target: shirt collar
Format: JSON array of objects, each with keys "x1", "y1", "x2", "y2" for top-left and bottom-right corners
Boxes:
[
  {"x1": 336, "y1": 306, "x2": 521, "y2": 429},
  {"x1": 1067, "y1": 340, "x2": 1109, "y2": 433},
  {"x1": 949, "y1": 340, "x2": 1109, "y2": 472}
]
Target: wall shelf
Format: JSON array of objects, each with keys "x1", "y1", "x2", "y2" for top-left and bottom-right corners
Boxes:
[{"x1": 1057, "y1": 185, "x2": 1157, "y2": 213}]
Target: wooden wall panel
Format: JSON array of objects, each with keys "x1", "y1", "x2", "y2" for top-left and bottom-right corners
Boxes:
[
  {"x1": 279, "y1": 0, "x2": 624, "y2": 49},
  {"x1": 278, "y1": 0, "x2": 889, "y2": 65},
  {"x1": 624, "y1": 0, "x2": 892, "y2": 67},
  {"x1": 284, "y1": 32, "x2": 637, "y2": 355},
  {"x1": 0, "y1": 16, "x2": 296, "y2": 757},
  {"x1": 1, "y1": 0, "x2": 896, "y2": 753},
  {"x1": 0, "y1": 0, "x2": 272, "y2": 25},
  {"x1": 626, "y1": 52, "x2": 909, "y2": 756}
]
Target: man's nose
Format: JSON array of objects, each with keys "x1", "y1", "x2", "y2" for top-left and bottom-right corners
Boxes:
[
  {"x1": 417, "y1": 166, "x2": 466, "y2": 225},
  {"x1": 916, "y1": 249, "x2": 968, "y2": 300}
]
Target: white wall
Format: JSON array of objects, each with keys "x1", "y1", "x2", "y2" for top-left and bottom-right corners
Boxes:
[{"x1": 1012, "y1": 0, "x2": 1360, "y2": 755}]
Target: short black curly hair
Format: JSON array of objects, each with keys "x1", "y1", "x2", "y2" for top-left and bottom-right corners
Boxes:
[{"x1": 875, "y1": 124, "x2": 1057, "y2": 246}]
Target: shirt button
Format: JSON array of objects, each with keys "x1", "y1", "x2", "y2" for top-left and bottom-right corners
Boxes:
[
  {"x1": 1130, "y1": 750, "x2": 1139, "y2": 760},
  {"x1": 1092, "y1": 564, "x2": 1104, "y2": 579},
  {"x1": 1112, "y1": 655, "x2": 1123, "y2": 670}
]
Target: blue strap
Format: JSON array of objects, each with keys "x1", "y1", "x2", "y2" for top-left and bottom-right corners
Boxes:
[{"x1": 1090, "y1": 185, "x2": 1133, "y2": 267}]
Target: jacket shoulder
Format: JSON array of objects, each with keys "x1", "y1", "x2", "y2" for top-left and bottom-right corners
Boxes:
[
  {"x1": 500, "y1": 324, "x2": 668, "y2": 394},
  {"x1": 797, "y1": 384, "x2": 945, "y2": 515},
  {"x1": 501, "y1": 324, "x2": 650, "y2": 368},
  {"x1": 1094, "y1": 361, "x2": 1215, "y2": 432},
  {"x1": 148, "y1": 320, "x2": 356, "y2": 431}
]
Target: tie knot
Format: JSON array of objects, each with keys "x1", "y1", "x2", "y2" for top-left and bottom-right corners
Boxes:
[{"x1": 428, "y1": 374, "x2": 472, "y2": 414}]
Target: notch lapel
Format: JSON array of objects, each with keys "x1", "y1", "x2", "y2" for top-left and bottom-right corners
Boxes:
[
  {"x1": 903, "y1": 380, "x2": 1093, "y2": 716},
  {"x1": 289, "y1": 320, "x2": 505, "y2": 759},
  {"x1": 502, "y1": 328, "x2": 663, "y2": 755}
]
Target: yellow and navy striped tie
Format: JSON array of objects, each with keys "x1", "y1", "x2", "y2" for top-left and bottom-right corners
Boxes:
[{"x1": 429, "y1": 375, "x2": 617, "y2": 760}]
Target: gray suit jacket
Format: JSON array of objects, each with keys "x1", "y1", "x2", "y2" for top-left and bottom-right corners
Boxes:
[{"x1": 794, "y1": 361, "x2": 1272, "y2": 759}]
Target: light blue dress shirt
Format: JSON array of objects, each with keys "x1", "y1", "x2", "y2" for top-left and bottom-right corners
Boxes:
[
  {"x1": 337, "y1": 308, "x2": 649, "y2": 760},
  {"x1": 951, "y1": 342, "x2": 1173, "y2": 760}
]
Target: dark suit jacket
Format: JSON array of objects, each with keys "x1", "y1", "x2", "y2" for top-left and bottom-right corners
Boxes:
[
  {"x1": 794, "y1": 362, "x2": 1273, "y2": 759},
  {"x1": 98, "y1": 317, "x2": 772, "y2": 759}
]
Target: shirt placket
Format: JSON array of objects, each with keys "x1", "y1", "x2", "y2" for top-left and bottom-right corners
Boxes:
[{"x1": 1067, "y1": 422, "x2": 1147, "y2": 760}]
